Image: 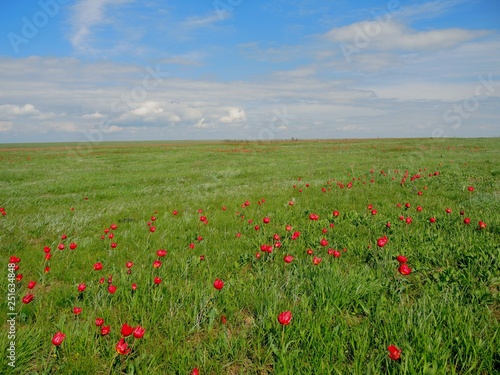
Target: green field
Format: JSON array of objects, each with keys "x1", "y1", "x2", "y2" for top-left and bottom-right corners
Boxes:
[{"x1": 1, "y1": 138, "x2": 499, "y2": 374}]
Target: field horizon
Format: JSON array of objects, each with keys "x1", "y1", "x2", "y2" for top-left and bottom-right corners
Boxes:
[{"x1": 1, "y1": 137, "x2": 499, "y2": 374}]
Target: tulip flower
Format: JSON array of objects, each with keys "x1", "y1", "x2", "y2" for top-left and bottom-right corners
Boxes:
[
  {"x1": 121, "y1": 323, "x2": 134, "y2": 337},
  {"x1": 101, "y1": 326, "x2": 110, "y2": 335},
  {"x1": 95, "y1": 318, "x2": 104, "y2": 327},
  {"x1": 387, "y1": 345, "x2": 402, "y2": 360},
  {"x1": 27, "y1": 280, "x2": 36, "y2": 289},
  {"x1": 278, "y1": 310, "x2": 292, "y2": 325},
  {"x1": 52, "y1": 332, "x2": 66, "y2": 346},
  {"x1": 213, "y1": 278, "x2": 224, "y2": 290},
  {"x1": 398, "y1": 263, "x2": 412, "y2": 275},
  {"x1": 133, "y1": 325, "x2": 145, "y2": 339},
  {"x1": 115, "y1": 338, "x2": 131, "y2": 355},
  {"x1": 283, "y1": 255, "x2": 294, "y2": 263},
  {"x1": 22, "y1": 294, "x2": 34, "y2": 304}
]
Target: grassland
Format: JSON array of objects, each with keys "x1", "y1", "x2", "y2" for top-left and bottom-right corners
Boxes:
[{"x1": 0, "y1": 138, "x2": 499, "y2": 374}]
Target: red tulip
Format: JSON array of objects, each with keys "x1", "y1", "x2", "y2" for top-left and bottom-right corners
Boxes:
[
  {"x1": 387, "y1": 345, "x2": 402, "y2": 360},
  {"x1": 45, "y1": 253, "x2": 51, "y2": 260},
  {"x1": 126, "y1": 261, "x2": 134, "y2": 268},
  {"x1": 386, "y1": 222, "x2": 391, "y2": 228},
  {"x1": 396, "y1": 255, "x2": 408, "y2": 263},
  {"x1": 57, "y1": 243, "x2": 65, "y2": 250},
  {"x1": 121, "y1": 323, "x2": 134, "y2": 337},
  {"x1": 108, "y1": 285, "x2": 117, "y2": 294},
  {"x1": 313, "y1": 256, "x2": 322, "y2": 265},
  {"x1": 263, "y1": 217, "x2": 270, "y2": 224},
  {"x1": 115, "y1": 338, "x2": 131, "y2": 355},
  {"x1": 69, "y1": 242, "x2": 77, "y2": 250},
  {"x1": 110, "y1": 223, "x2": 118, "y2": 230},
  {"x1": 291, "y1": 231, "x2": 301, "y2": 240},
  {"x1": 154, "y1": 276, "x2": 162, "y2": 285},
  {"x1": 213, "y1": 278, "x2": 224, "y2": 290},
  {"x1": 191, "y1": 368, "x2": 200, "y2": 375},
  {"x1": 332, "y1": 210, "x2": 340, "y2": 217},
  {"x1": 110, "y1": 242, "x2": 117, "y2": 248},
  {"x1": 377, "y1": 236, "x2": 388, "y2": 248},
  {"x1": 445, "y1": 208, "x2": 452, "y2": 214},
  {"x1": 77, "y1": 283, "x2": 86, "y2": 292},
  {"x1": 153, "y1": 260, "x2": 162, "y2": 268},
  {"x1": 15, "y1": 274, "x2": 23, "y2": 281},
  {"x1": 200, "y1": 255, "x2": 205, "y2": 261},
  {"x1": 398, "y1": 263, "x2": 412, "y2": 275},
  {"x1": 306, "y1": 248, "x2": 313, "y2": 255},
  {"x1": 133, "y1": 325, "x2": 145, "y2": 339},
  {"x1": 332, "y1": 250, "x2": 341, "y2": 258},
  {"x1": 278, "y1": 310, "x2": 292, "y2": 325},
  {"x1": 429, "y1": 217, "x2": 436, "y2": 223},
  {"x1": 156, "y1": 249, "x2": 167, "y2": 257},
  {"x1": 52, "y1": 332, "x2": 66, "y2": 346},
  {"x1": 22, "y1": 294, "x2": 34, "y2": 304},
  {"x1": 463, "y1": 218, "x2": 471, "y2": 225},
  {"x1": 319, "y1": 238, "x2": 328, "y2": 247},
  {"x1": 44, "y1": 266, "x2": 50, "y2": 273},
  {"x1": 283, "y1": 255, "x2": 294, "y2": 263},
  {"x1": 371, "y1": 209, "x2": 377, "y2": 215},
  {"x1": 478, "y1": 221, "x2": 487, "y2": 229},
  {"x1": 285, "y1": 225, "x2": 293, "y2": 231},
  {"x1": 73, "y1": 307, "x2": 82, "y2": 315},
  {"x1": 132, "y1": 283, "x2": 137, "y2": 290},
  {"x1": 151, "y1": 215, "x2": 156, "y2": 221},
  {"x1": 405, "y1": 217, "x2": 413, "y2": 224},
  {"x1": 27, "y1": 280, "x2": 36, "y2": 289},
  {"x1": 61, "y1": 234, "x2": 67, "y2": 240},
  {"x1": 189, "y1": 243, "x2": 195, "y2": 249},
  {"x1": 101, "y1": 326, "x2": 110, "y2": 335},
  {"x1": 95, "y1": 318, "x2": 104, "y2": 326},
  {"x1": 309, "y1": 213, "x2": 319, "y2": 221},
  {"x1": 255, "y1": 252, "x2": 261, "y2": 259},
  {"x1": 221, "y1": 315, "x2": 227, "y2": 324},
  {"x1": 94, "y1": 262, "x2": 103, "y2": 271},
  {"x1": 149, "y1": 226, "x2": 156, "y2": 232},
  {"x1": 416, "y1": 206, "x2": 423, "y2": 212},
  {"x1": 467, "y1": 186, "x2": 474, "y2": 192},
  {"x1": 43, "y1": 246, "x2": 51, "y2": 253}
]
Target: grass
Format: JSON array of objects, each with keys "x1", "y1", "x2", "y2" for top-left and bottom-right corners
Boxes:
[{"x1": 0, "y1": 138, "x2": 499, "y2": 374}]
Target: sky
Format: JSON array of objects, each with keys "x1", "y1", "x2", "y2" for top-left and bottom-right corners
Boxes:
[{"x1": 0, "y1": 0, "x2": 499, "y2": 143}]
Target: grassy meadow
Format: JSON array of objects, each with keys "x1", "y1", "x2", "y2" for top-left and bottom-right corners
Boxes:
[{"x1": 0, "y1": 138, "x2": 499, "y2": 374}]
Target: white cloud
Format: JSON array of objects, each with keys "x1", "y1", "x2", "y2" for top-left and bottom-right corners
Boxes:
[
  {"x1": 219, "y1": 108, "x2": 247, "y2": 124},
  {"x1": 69, "y1": 0, "x2": 134, "y2": 53},
  {"x1": 0, "y1": 121, "x2": 13, "y2": 132},
  {"x1": 0, "y1": 104, "x2": 40, "y2": 117},
  {"x1": 325, "y1": 21, "x2": 487, "y2": 52},
  {"x1": 181, "y1": 10, "x2": 230, "y2": 29},
  {"x1": 82, "y1": 112, "x2": 106, "y2": 119}
]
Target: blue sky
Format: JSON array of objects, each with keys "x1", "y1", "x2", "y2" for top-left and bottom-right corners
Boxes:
[{"x1": 0, "y1": 0, "x2": 499, "y2": 142}]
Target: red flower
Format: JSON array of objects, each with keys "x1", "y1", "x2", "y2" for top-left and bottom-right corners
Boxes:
[
  {"x1": 110, "y1": 223, "x2": 118, "y2": 230},
  {"x1": 387, "y1": 345, "x2": 402, "y2": 360},
  {"x1": 291, "y1": 231, "x2": 301, "y2": 240},
  {"x1": 396, "y1": 255, "x2": 408, "y2": 264},
  {"x1": 77, "y1": 283, "x2": 86, "y2": 292},
  {"x1": 110, "y1": 242, "x2": 117, "y2": 248},
  {"x1": 27, "y1": 280, "x2": 36, "y2": 289},
  {"x1": 108, "y1": 285, "x2": 117, "y2": 294},
  {"x1": 61, "y1": 234, "x2": 67, "y2": 240},
  {"x1": 132, "y1": 283, "x2": 137, "y2": 290},
  {"x1": 191, "y1": 368, "x2": 200, "y2": 375},
  {"x1": 478, "y1": 221, "x2": 487, "y2": 229},
  {"x1": 377, "y1": 236, "x2": 388, "y2": 248},
  {"x1": 263, "y1": 217, "x2": 270, "y2": 224},
  {"x1": 405, "y1": 217, "x2": 412, "y2": 224},
  {"x1": 445, "y1": 208, "x2": 452, "y2": 214},
  {"x1": 153, "y1": 260, "x2": 162, "y2": 268},
  {"x1": 332, "y1": 250, "x2": 341, "y2": 258},
  {"x1": 467, "y1": 186, "x2": 474, "y2": 192},
  {"x1": 332, "y1": 210, "x2": 340, "y2": 217},
  {"x1": 57, "y1": 243, "x2": 65, "y2": 250},
  {"x1": 52, "y1": 332, "x2": 66, "y2": 346},
  {"x1": 154, "y1": 276, "x2": 162, "y2": 285},
  {"x1": 69, "y1": 242, "x2": 77, "y2": 250},
  {"x1": 319, "y1": 238, "x2": 328, "y2": 247},
  {"x1": 313, "y1": 256, "x2": 322, "y2": 265},
  {"x1": 429, "y1": 217, "x2": 436, "y2": 223},
  {"x1": 94, "y1": 262, "x2": 103, "y2": 271},
  {"x1": 386, "y1": 222, "x2": 391, "y2": 228},
  {"x1": 73, "y1": 307, "x2": 82, "y2": 315},
  {"x1": 133, "y1": 325, "x2": 145, "y2": 339},
  {"x1": 398, "y1": 263, "x2": 412, "y2": 275},
  {"x1": 116, "y1": 338, "x2": 131, "y2": 355},
  {"x1": 149, "y1": 226, "x2": 156, "y2": 232},
  {"x1": 156, "y1": 249, "x2": 167, "y2": 257},
  {"x1": 463, "y1": 217, "x2": 471, "y2": 225},
  {"x1": 15, "y1": 274, "x2": 23, "y2": 281},
  {"x1": 309, "y1": 213, "x2": 319, "y2": 221},
  {"x1": 121, "y1": 323, "x2": 134, "y2": 337},
  {"x1": 283, "y1": 255, "x2": 294, "y2": 263},
  {"x1": 126, "y1": 261, "x2": 134, "y2": 268},
  {"x1": 22, "y1": 294, "x2": 34, "y2": 304},
  {"x1": 43, "y1": 246, "x2": 51, "y2": 253},
  {"x1": 101, "y1": 326, "x2": 110, "y2": 335},
  {"x1": 221, "y1": 315, "x2": 227, "y2": 324},
  {"x1": 95, "y1": 318, "x2": 104, "y2": 327},
  {"x1": 213, "y1": 278, "x2": 224, "y2": 290},
  {"x1": 278, "y1": 310, "x2": 292, "y2": 325}
]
